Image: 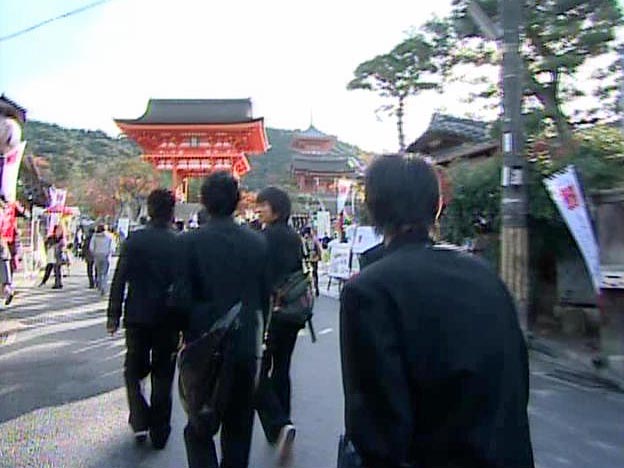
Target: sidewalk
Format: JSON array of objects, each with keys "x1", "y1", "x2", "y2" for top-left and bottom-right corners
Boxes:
[{"x1": 528, "y1": 332, "x2": 624, "y2": 392}]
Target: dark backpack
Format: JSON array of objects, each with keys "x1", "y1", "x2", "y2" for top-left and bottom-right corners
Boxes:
[
  {"x1": 177, "y1": 302, "x2": 241, "y2": 437},
  {"x1": 272, "y1": 270, "x2": 314, "y2": 327}
]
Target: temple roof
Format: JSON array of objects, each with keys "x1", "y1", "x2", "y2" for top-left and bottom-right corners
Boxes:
[
  {"x1": 0, "y1": 94, "x2": 27, "y2": 123},
  {"x1": 292, "y1": 155, "x2": 355, "y2": 174},
  {"x1": 407, "y1": 113, "x2": 492, "y2": 153},
  {"x1": 293, "y1": 125, "x2": 335, "y2": 140},
  {"x1": 115, "y1": 98, "x2": 257, "y2": 125}
]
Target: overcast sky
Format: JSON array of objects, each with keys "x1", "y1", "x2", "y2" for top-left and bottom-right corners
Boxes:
[{"x1": 2, "y1": 0, "x2": 496, "y2": 152}]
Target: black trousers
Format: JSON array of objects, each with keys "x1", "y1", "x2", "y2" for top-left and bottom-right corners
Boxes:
[
  {"x1": 41, "y1": 263, "x2": 62, "y2": 287},
  {"x1": 184, "y1": 358, "x2": 256, "y2": 468},
  {"x1": 86, "y1": 258, "x2": 95, "y2": 288},
  {"x1": 124, "y1": 325, "x2": 178, "y2": 443},
  {"x1": 310, "y1": 261, "x2": 319, "y2": 294},
  {"x1": 256, "y1": 321, "x2": 300, "y2": 443}
]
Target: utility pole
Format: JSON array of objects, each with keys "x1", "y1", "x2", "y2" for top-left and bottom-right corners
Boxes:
[
  {"x1": 468, "y1": 0, "x2": 528, "y2": 330},
  {"x1": 500, "y1": 0, "x2": 529, "y2": 330}
]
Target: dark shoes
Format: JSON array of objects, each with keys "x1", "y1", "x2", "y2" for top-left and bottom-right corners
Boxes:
[
  {"x1": 134, "y1": 430, "x2": 148, "y2": 445},
  {"x1": 276, "y1": 424, "x2": 296, "y2": 466},
  {"x1": 52, "y1": 285, "x2": 63, "y2": 289},
  {"x1": 5, "y1": 292, "x2": 15, "y2": 305},
  {"x1": 149, "y1": 428, "x2": 170, "y2": 450}
]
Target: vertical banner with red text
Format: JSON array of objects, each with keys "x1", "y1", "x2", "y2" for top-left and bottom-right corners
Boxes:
[{"x1": 543, "y1": 165, "x2": 601, "y2": 292}]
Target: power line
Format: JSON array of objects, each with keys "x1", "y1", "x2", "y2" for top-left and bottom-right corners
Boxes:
[{"x1": 0, "y1": 0, "x2": 114, "y2": 43}]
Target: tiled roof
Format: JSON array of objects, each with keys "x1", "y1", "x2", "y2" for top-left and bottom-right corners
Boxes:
[
  {"x1": 407, "y1": 113, "x2": 492, "y2": 152},
  {"x1": 0, "y1": 94, "x2": 27, "y2": 122},
  {"x1": 294, "y1": 125, "x2": 334, "y2": 139},
  {"x1": 115, "y1": 99, "x2": 256, "y2": 125},
  {"x1": 292, "y1": 155, "x2": 355, "y2": 174}
]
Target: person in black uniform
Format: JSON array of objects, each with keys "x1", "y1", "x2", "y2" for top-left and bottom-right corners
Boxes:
[
  {"x1": 255, "y1": 186, "x2": 303, "y2": 464},
  {"x1": 173, "y1": 172, "x2": 268, "y2": 468},
  {"x1": 340, "y1": 154, "x2": 534, "y2": 468},
  {"x1": 107, "y1": 189, "x2": 179, "y2": 449}
]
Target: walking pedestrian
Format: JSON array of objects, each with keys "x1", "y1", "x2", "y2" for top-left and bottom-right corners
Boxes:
[
  {"x1": 255, "y1": 186, "x2": 304, "y2": 463},
  {"x1": 82, "y1": 227, "x2": 96, "y2": 289},
  {"x1": 301, "y1": 226, "x2": 321, "y2": 296},
  {"x1": 89, "y1": 223, "x2": 115, "y2": 295},
  {"x1": 107, "y1": 189, "x2": 179, "y2": 449},
  {"x1": 339, "y1": 154, "x2": 534, "y2": 468},
  {"x1": 39, "y1": 225, "x2": 65, "y2": 290},
  {"x1": 173, "y1": 172, "x2": 268, "y2": 468}
]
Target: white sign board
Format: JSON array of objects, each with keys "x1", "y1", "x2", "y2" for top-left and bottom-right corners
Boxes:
[
  {"x1": 328, "y1": 243, "x2": 353, "y2": 280},
  {"x1": 117, "y1": 218, "x2": 130, "y2": 239},
  {"x1": 543, "y1": 165, "x2": 601, "y2": 293},
  {"x1": 351, "y1": 226, "x2": 383, "y2": 254}
]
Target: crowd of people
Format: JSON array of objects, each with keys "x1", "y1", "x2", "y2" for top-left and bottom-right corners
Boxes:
[{"x1": 102, "y1": 154, "x2": 533, "y2": 468}]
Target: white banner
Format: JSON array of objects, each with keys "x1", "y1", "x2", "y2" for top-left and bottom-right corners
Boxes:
[
  {"x1": 336, "y1": 179, "x2": 352, "y2": 214},
  {"x1": 316, "y1": 210, "x2": 331, "y2": 237},
  {"x1": 543, "y1": 165, "x2": 601, "y2": 292},
  {"x1": 0, "y1": 141, "x2": 26, "y2": 202}
]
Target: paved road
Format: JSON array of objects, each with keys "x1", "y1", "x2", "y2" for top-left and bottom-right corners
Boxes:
[{"x1": 0, "y1": 260, "x2": 623, "y2": 468}]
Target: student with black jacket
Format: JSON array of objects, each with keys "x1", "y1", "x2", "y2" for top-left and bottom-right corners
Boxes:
[
  {"x1": 340, "y1": 155, "x2": 534, "y2": 468},
  {"x1": 107, "y1": 189, "x2": 179, "y2": 450},
  {"x1": 255, "y1": 186, "x2": 304, "y2": 464},
  {"x1": 173, "y1": 172, "x2": 269, "y2": 468}
]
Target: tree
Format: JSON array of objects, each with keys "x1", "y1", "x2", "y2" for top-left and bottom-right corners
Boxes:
[
  {"x1": 425, "y1": 0, "x2": 623, "y2": 148},
  {"x1": 347, "y1": 35, "x2": 439, "y2": 152}
]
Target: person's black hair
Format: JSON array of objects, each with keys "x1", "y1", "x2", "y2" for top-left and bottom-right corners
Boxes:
[
  {"x1": 256, "y1": 186, "x2": 291, "y2": 223},
  {"x1": 365, "y1": 154, "x2": 440, "y2": 235},
  {"x1": 175, "y1": 220, "x2": 184, "y2": 232},
  {"x1": 200, "y1": 171, "x2": 240, "y2": 217},
  {"x1": 147, "y1": 188, "x2": 176, "y2": 223},
  {"x1": 139, "y1": 215, "x2": 148, "y2": 225}
]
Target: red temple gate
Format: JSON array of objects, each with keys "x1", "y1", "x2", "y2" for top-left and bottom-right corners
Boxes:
[{"x1": 115, "y1": 99, "x2": 268, "y2": 201}]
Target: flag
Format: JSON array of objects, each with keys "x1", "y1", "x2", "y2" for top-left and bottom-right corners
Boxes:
[
  {"x1": 336, "y1": 179, "x2": 352, "y2": 214},
  {"x1": 543, "y1": 165, "x2": 601, "y2": 292},
  {"x1": 0, "y1": 141, "x2": 26, "y2": 202}
]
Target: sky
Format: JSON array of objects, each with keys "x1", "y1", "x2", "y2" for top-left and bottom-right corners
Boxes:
[{"x1": 1, "y1": 0, "x2": 476, "y2": 153}]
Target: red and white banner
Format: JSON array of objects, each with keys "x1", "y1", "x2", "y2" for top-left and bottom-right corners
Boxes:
[
  {"x1": 336, "y1": 178, "x2": 352, "y2": 214},
  {"x1": 543, "y1": 165, "x2": 601, "y2": 292},
  {"x1": 48, "y1": 186, "x2": 67, "y2": 209},
  {"x1": 0, "y1": 141, "x2": 26, "y2": 202}
]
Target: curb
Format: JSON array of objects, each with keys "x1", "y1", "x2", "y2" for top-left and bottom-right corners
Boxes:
[{"x1": 528, "y1": 335, "x2": 624, "y2": 392}]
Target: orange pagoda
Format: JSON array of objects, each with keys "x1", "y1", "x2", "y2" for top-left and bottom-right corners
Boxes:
[{"x1": 115, "y1": 99, "x2": 269, "y2": 201}]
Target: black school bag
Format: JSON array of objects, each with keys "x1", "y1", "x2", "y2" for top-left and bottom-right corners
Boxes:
[
  {"x1": 177, "y1": 302, "x2": 242, "y2": 437},
  {"x1": 272, "y1": 269, "x2": 314, "y2": 327}
]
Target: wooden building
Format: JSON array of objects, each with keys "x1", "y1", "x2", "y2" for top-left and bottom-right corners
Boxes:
[{"x1": 407, "y1": 113, "x2": 498, "y2": 165}]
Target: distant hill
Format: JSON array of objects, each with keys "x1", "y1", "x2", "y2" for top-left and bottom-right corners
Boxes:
[{"x1": 21, "y1": 120, "x2": 363, "y2": 192}]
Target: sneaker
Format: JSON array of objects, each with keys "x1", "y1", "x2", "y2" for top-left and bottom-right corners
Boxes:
[
  {"x1": 134, "y1": 430, "x2": 148, "y2": 445},
  {"x1": 276, "y1": 424, "x2": 296, "y2": 465},
  {"x1": 52, "y1": 285, "x2": 63, "y2": 290}
]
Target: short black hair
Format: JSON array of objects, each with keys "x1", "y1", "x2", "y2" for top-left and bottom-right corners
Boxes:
[
  {"x1": 147, "y1": 189, "x2": 176, "y2": 222},
  {"x1": 256, "y1": 186, "x2": 291, "y2": 223},
  {"x1": 365, "y1": 154, "x2": 440, "y2": 235},
  {"x1": 201, "y1": 171, "x2": 240, "y2": 217}
]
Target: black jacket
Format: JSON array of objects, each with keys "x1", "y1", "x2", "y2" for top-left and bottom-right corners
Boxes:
[
  {"x1": 262, "y1": 222, "x2": 303, "y2": 291},
  {"x1": 340, "y1": 231, "x2": 534, "y2": 468},
  {"x1": 172, "y1": 217, "x2": 268, "y2": 360},
  {"x1": 108, "y1": 222, "x2": 178, "y2": 327}
]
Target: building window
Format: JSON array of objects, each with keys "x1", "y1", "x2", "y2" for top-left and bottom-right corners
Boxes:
[{"x1": 189, "y1": 136, "x2": 200, "y2": 147}]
